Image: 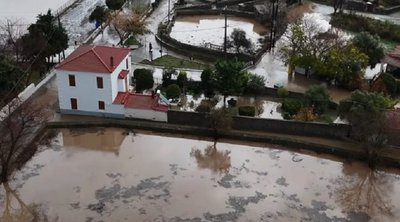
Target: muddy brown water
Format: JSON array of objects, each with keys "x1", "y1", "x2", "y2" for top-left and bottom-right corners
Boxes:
[{"x1": 1, "y1": 128, "x2": 400, "y2": 221}]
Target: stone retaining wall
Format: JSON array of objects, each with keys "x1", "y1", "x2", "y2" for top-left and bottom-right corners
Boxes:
[
  {"x1": 167, "y1": 110, "x2": 350, "y2": 139},
  {"x1": 45, "y1": 119, "x2": 400, "y2": 168}
]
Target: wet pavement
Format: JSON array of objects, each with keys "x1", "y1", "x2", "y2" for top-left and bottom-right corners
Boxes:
[{"x1": 1, "y1": 128, "x2": 400, "y2": 221}]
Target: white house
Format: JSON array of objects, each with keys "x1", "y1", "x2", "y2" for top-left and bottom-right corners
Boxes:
[{"x1": 56, "y1": 45, "x2": 168, "y2": 122}]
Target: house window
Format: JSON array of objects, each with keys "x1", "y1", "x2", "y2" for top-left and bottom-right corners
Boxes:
[
  {"x1": 69, "y1": 74, "x2": 76, "y2": 86},
  {"x1": 98, "y1": 101, "x2": 105, "y2": 110},
  {"x1": 126, "y1": 58, "x2": 129, "y2": 69},
  {"x1": 70, "y1": 98, "x2": 77, "y2": 110},
  {"x1": 97, "y1": 77, "x2": 103, "y2": 89}
]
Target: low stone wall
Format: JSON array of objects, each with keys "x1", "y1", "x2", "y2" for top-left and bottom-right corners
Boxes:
[
  {"x1": 167, "y1": 110, "x2": 350, "y2": 139},
  {"x1": 261, "y1": 87, "x2": 304, "y2": 99},
  {"x1": 156, "y1": 7, "x2": 266, "y2": 63},
  {"x1": 232, "y1": 116, "x2": 349, "y2": 139},
  {"x1": 176, "y1": 9, "x2": 255, "y2": 19},
  {"x1": 156, "y1": 33, "x2": 255, "y2": 62}
]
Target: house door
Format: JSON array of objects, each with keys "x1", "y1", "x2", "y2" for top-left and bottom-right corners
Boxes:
[{"x1": 70, "y1": 98, "x2": 78, "y2": 110}]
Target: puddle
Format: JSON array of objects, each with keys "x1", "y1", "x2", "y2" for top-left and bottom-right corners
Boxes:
[
  {"x1": 170, "y1": 15, "x2": 267, "y2": 50},
  {"x1": 1, "y1": 128, "x2": 400, "y2": 221}
]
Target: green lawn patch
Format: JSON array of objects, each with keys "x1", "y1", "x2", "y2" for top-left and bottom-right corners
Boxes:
[
  {"x1": 124, "y1": 36, "x2": 142, "y2": 47},
  {"x1": 140, "y1": 55, "x2": 209, "y2": 70}
]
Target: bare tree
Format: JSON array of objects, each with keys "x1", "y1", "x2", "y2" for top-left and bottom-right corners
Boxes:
[
  {"x1": 0, "y1": 99, "x2": 52, "y2": 183},
  {"x1": 208, "y1": 108, "x2": 232, "y2": 141},
  {"x1": 109, "y1": 12, "x2": 148, "y2": 45},
  {"x1": 0, "y1": 19, "x2": 25, "y2": 62}
]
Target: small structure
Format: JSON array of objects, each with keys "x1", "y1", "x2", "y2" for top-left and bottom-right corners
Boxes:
[
  {"x1": 383, "y1": 46, "x2": 400, "y2": 78},
  {"x1": 56, "y1": 45, "x2": 168, "y2": 121},
  {"x1": 254, "y1": 4, "x2": 269, "y2": 21}
]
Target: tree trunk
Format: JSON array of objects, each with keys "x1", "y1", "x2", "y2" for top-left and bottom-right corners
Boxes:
[
  {"x1": 288, "y1": 63, "x2": 294, "y2": 76},
  {"x1": 223, "y1": 95, "x2": 227, "y2": 108},
  {"x1": 1, "y1": 165, "x2": 8, "y2": 183}
]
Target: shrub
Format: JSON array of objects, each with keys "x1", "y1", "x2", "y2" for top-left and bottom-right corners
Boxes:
[
  {"x1": 277, "y1": 87, "x2": 289, "y2": 98},
  {"x1": 397, "y1": 80, "x2": 400, "y2": 95},
  {"x1": 294, "y1": 107, "x2": 317, "y2": 122},
  {"x1": 177, "y1": 71, "x2": 188, "y2": 89},
  {"x1": 195, "y1": 101, "x2": 212, "y2": 113},
  {"x1": 133, "y1": 69, "x2": 154, "y2": 92},
  {"x1": 381, "y1": 73, "x2": 398, "y2": 95},
  {"x1": 330, "y1": 13, "x2": 400, "y2": 43},
  {"x1": 282, "y1": 98, "x2": 303, "y2": 116},
  {"x1": 162, "y1": 68, "x2": 177, "y2": 87},
  {"x1": 166, "y1": 84, "x2": 181, "y2": 99},
  {"x1": 319, "y1": 114, "x2": 334, "y2": 124},
  {"x1": 244, "y1": 74, "x2": 265, "y2": 95},
  {"x1": 304, "y1": 85, "x2": 331, "y2": 114},
  {"x1": 238, "y1": 106, "x2": 256, "y2": 117},
  {"x1": 227, "y1": 98, "x2": 237, "y2": 107},
  {"x1": 328, "y1": 101, "x2": 338, "y2": 110}
]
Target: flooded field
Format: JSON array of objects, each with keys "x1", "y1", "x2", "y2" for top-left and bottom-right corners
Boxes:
[
  {"x1": 170, "y1": 15, "x2": 267, "y2": 50},
  {"x1": 1, "y1": 128, "x2": 400, "y2": 221}
]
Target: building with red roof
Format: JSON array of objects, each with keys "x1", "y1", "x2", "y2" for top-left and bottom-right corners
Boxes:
[
  {"x1": 383, "y1": 45, "x2": 400, "y2": 78},
  {"x1": 55, "y1": 45, "x2": 168, "y2": 121}
]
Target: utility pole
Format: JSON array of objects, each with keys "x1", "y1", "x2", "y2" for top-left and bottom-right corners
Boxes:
[
  {"x1": 269, "y1": 0, "x2": 278, "y2": 52},
  {"x1": 168, "y1": 0, "x2": 171, "y2": 23},
  {"x1": 223, "y1": 6, "x2": 228, "y2": 57}
]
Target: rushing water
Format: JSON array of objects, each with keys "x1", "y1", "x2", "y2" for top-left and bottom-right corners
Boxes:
[
  {"x1": 170, "y1": 15, "x2": 267, "y2": 50},
  {"x1": 1, "y1": 128, "x2": 400, "y2": 221}
]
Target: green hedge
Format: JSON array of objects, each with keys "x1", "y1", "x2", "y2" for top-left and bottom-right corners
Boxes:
[
  {"x1": 277, "y1": 87, "x2": 289, "y2": 98},
  {"x1": 330, "y1": 13, "x2": 400, "y2": 43},
  {"x1": 282, "y1": 98, "x2": 303, "y2": 116},
  {"x1": 133, "y1": 68, "x2": 154, "y2": 92},
  {"x1": 381, "y1": 73, "x2": 398, "y2": 94},
  {"x1": 166, "y1": 84, "x2": 181, "y2": 99},
  {"x1": 238, "y1": 106, "x2": 256, "y2": 117}
]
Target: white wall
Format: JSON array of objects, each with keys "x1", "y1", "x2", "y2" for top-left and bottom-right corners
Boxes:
[
  {"x1": 117, "y1": 79, "x2": 125, "y2": 92},
  {"x1": 125, "y1": 108, "x2": 167, "y2": 122},
  {"x1": 110, "y1": 54, "x2": 131, "y2": 99},
  {"x1": 57, "y1": 53, "x2": 132, "y2": 115},
  {"x1": 57, "y1": 70, "x2": 118, "y2": 114}
]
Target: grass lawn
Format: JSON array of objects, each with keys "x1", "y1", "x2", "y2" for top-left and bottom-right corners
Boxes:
[
  {"x1": 124, "y1": 36, "x2": 142, "y2": 47},
  {"x1": 140, "y1": 55, "x2": 209, "y2": 70},
  {"x1": 382, "y1": 39, "x2": 398, "y2": 52}
]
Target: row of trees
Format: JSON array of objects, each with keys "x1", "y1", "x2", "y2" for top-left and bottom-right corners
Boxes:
[
  {"x1": 279, "y1": 20, "x2": 384, "y2": 89},
  {"x1": 0, "y1": 11, "x2": 69, "y2": 102}
]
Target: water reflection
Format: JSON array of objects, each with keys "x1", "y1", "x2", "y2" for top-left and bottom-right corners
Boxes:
[
  {"x1": 190, "y1": 142, "x2": 231, "y2": 174},
  {"x1": 62, "y1": 128, "x2": 127, "y2": 155},
  {"x1": 336, "y1": 162, "x2": 394, "y2": 217},
  {"x1": 0, "y1": 183, "x2": 34, "y2": 222}
]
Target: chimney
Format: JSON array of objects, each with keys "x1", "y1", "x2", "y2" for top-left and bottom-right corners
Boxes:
[{"x1": 110, "y1": 56, "x2": 114, "y2": 68}]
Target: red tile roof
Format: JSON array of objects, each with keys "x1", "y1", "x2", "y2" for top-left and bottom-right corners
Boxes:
[
  {"x1": 383, "y1": 46, "x2": 400, "y2": 68},
  {"x1": 55, "y1": 45, "x2": 130, "y2": 73},
  {"x1": 118, "y1": 70, "x2": 129, "y2": 79},
  {"x1": 113, "y1": 92, "x2": 168, "y2": 112},
  {"x1": 386, "y1": 108, "x2": 400, "y2": 130}
]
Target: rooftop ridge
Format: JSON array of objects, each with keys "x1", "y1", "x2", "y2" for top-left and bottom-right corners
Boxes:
[{"x1": 91, "y1": 46, "x2": 113, "y2": 73}]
